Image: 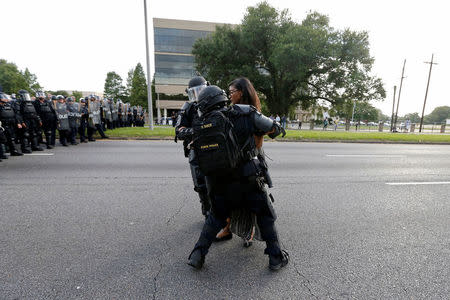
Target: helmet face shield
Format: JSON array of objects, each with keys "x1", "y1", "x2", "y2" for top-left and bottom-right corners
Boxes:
[
  {"x1": 187, "y1": 84, "x2": 206, "y2": 102},
  {"x1": 22, "y1": 93, "x2": 31, "y2": 101},
  {"x1": 36, "y1": 91, "x2": 46, "y2": 98},
  {"x1": 0, "y1": 93, "x2": 11, "y2": 101}
]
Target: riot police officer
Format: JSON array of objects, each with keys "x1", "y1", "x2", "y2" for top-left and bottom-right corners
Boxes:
[
  {"x1": 187, "y1": 85, "x2": 288, "y2": 271},
  {"x1": 175, "y1": 76, "x2": 211, "y2": 217},
  {"x1": 0, "y1": 120, "x2": 6, "y2": 161},
  {"x1": 17, "y1": 89, "x2": 44, "y2": 152},
  {"x1": 78, "y1": 97, "x2": 89, "y2": 143},
  {"x1": 103, "y1": 98, "x2": 113, "y2": 130},
  {"x1": 54, "y1": 95, "x2": 70, "y2": 146},
  {"x1": 66, "y1": 97, "x2": 81, "y2": 145},
  {"x1": 0, "y1": 92, "x2": 23, "y2": 156},
  {"x1": 33, "y1": 91, "x2": 56, "y2": 149}
]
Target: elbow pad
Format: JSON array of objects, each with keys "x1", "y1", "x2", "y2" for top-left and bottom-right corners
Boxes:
[{"x1": 252, "y1": 111, "x2": 274, "y2": 132}]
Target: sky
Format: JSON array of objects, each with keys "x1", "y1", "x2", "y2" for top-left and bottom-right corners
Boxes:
[{"x1": 1, "y1": 0, "x2": 448, "y2": 116}]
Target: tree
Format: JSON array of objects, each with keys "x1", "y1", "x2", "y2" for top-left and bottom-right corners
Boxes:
[
  {"x1": 123, "y1": 68, "x2": 134, "y2": 102},
  {"x1": 46, "y1": 90, "x2": 69, "y2": 97},
  {"x1": 0, "y1": 59, "x2": 30, "y2": 93},
  {"x1": 353, "y1": 101, "x2": 379, "y2": 122},
  {"x1": 424, "y1": 106, "x2": 450, "y2": 124},
  {"x1": 129, "y1": 63, "x2": 148, "y2": 108},
  {"x1": 404, "y1": 112, "x2": 420, "y2": 123},
  {"x1": 72, "y1": 90, "x2": 83, "y2": 100},
  {"x1": 104, "y1": 71, "x2": 125, "y2": 100},
  {"x1": 22, "y1": 68, "x2": 42, "y2": 93},
  {"x1": 193, "y1": 2, "x2": 385, "y2": 115}
]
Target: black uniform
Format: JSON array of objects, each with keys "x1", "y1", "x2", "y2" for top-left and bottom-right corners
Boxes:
[
  {"x1": 188, "y1": 86, "x2": 288, "y2": 271},
  {"x1": 17, "y1": 91, "x2": 43, "y2": 152},
  {"x1": 175, "y1": 101, "x2": 211, "y2": 216},
  {"x1": 0, "y1": 98, "x2": 23, "y2": 156},
  {"x1": 78, "y1": 100, "x2": 89, "y2": 142},
  {"x1": 33, "y1": 98, "x2": 57, "y2": 149},
  {"x1": 67, "y1": 100, "x2": 81, "y2": 145}
]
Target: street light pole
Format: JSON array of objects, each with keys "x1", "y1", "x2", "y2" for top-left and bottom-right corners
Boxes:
[
  {"x1": 393, "y1": 59, "x2": 406, "y2": 132},
  {"x1": 390, "y1": 85, "x2": 397, "y2": 132},
  {"x1": 143, "y1": 0, "x2": 154, "y2": 130}
]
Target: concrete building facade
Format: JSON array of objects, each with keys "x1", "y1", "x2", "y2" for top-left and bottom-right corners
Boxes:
[{"x1": 153, "y1": 18, "x2": 226, "y2": 120}]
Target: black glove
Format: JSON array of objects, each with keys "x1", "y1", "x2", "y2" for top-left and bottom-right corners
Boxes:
[
  {"x1": 176, "y1": 127, "x2": 194, "y2": 141},
  {"x1": 268, "y1": 122, "x2": 286, "y2": 139}
]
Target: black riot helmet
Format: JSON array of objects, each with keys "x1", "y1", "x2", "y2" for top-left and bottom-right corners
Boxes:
[
  {"x1": 197, "y1": 85, "x2": 229, "y2": 116},
  {"x1": 186, "y1": 76, "x2": 208, "y2": 102},
  {"x1": 36, "y1": 91, "x2": 46, "y2": 99},
  {"x1": 18, "y1": 89, "x2": 32, "y2": 101},
  {"x1": 0, "y1": 92, "x2": 11, "y2": 102}
]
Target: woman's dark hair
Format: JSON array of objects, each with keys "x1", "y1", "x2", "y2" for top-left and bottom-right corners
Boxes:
[{"x1": 229, "y1": 77, "x2": 261, "y2": 112}]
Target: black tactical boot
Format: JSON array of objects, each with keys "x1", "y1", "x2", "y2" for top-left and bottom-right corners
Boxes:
[
  {"x1": 187, "y1": 248, "x2": 205, "y2": 270},
  {"x1": 268, "y1": 250, "x2": 289, "y2": 271},
  {"x1": 0, "y1": 145, "x2": 6, "y2": 159},
  {"x1": 22, "y1": 148, "x2": 32, "y2": 154},
  {"x1": 31, "y1": 137, "x2": 44, "y2": 151}
]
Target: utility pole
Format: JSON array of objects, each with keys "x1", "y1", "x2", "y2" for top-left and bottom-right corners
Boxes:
[
  {"x1": 390, "y1": 85, "x2": 397, "y2": 132},
  {"x1": 419, "y1": 54, "x2": 437, "y2": 133},
  {"x1": 143, "y1": 0, "x2": 154, "y2": 130},
  {"x1": 393, "y1": 59, "x2": 406, "y2": 132}
]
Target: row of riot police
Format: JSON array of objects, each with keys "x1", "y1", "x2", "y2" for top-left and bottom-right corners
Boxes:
[
  {"x1": 99, "y1": 97, "x2": 146, "y2": 130},
  {"x1": 0, "y1": 90, "x2": 145, "y2": 161}
]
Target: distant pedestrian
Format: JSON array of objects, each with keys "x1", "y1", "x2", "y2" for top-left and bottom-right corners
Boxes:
[
  {"x1": 405, "y1": 119, "x2": 411, "y2": 132},
  {"x1": 323, "y1": 117, "x2": 328, "y2": 130},
  {"x1": 298, "y1": 120, "x2": 302, "y2": 130},
  {"x1": 281, "y1": 115, "x2": 286, "y2": 129},
  {"x1": 171, "y1": 111, "x2": 177, "y2": 127}
]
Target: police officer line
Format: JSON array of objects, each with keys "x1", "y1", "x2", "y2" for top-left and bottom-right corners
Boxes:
[{"x1": 0, "y1": 90, "x2": 146, "y2": 162}]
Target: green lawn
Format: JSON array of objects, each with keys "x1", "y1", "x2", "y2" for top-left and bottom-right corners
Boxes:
[
  {"x1": 284, "y1": 130, "x2": 450, "y2": 143},
  {"x1": 101, "y1": 126, "x2": 450, "y2": 144}
]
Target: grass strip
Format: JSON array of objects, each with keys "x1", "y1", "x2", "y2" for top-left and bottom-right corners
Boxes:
[{"x1": 102, "y1": 126, "x2": 450, "y2": 144}]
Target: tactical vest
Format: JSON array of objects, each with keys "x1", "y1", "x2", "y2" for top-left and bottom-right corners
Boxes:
[
  {"x1": 23, "y1": 101, "x2": 37, "y2": 118},
  {"x1": 0, "y1": 104, "x2": 15, "y2": 121},
  {"x1": 39, "y1": 101, "x2": 55, "y2": 120}
]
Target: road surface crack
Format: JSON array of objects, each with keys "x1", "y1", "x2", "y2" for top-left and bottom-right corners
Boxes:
[
  {"x1": 166, "y1": 195, "x2": 189, "y2": 226},
  {"x1": 282, "y1": 241, "x2": 319, "y2": 299},
  {"x1": 152, "y1": 263, "x2": 163, "y2": 300}
]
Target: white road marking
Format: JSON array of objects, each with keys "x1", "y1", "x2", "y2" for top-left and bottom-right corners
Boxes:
[
  {"x1": 24, "y1": 153, "x2": 54, "y2": 156},
  {"x1": 326, "y1": 154, "x2": 406, "y2": 158},
  {"x1": 386, "y1": 182, "x2": 450, "y2": 186}
]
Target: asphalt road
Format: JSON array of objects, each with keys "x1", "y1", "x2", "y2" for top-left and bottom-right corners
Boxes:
[{"x1": 1, "y1": 141, "x2": 450, "y2": 299}]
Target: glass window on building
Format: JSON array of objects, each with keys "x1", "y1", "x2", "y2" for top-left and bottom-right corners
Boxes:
[
  {"x1": 154, "y1": 28, "x2": 212, "y2": 54},
  {"x1": 155, "y1": 54, "x2": 196, "y2": 85}
]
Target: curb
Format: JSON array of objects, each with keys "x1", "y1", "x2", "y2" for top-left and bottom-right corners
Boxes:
[{"x1": 99, "y1": 136, "x2": 450, "y2": 145}]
